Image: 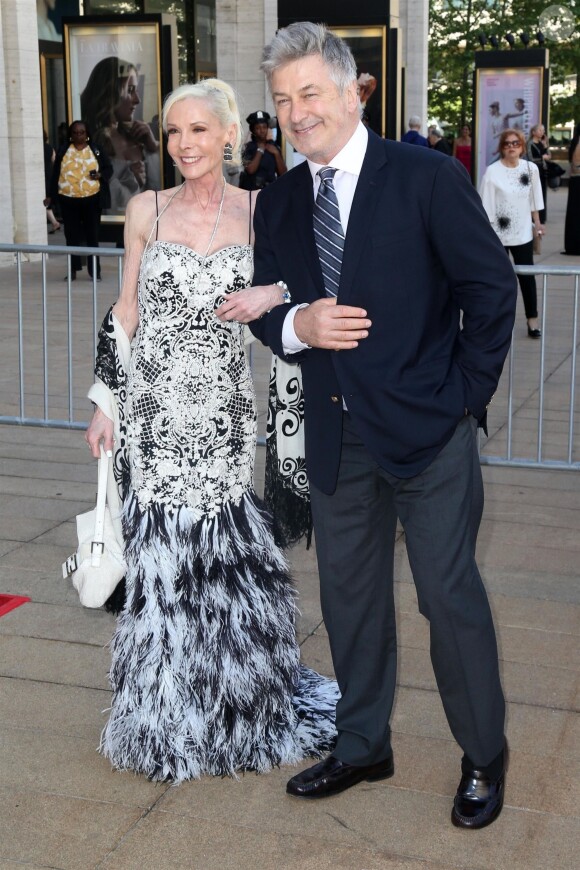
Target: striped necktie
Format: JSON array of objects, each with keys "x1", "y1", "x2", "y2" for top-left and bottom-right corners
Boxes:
[{"x1": 313, "y1": 167, "x2": 345, "y2": 298}]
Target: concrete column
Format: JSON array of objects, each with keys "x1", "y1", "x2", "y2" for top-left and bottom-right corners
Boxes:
[
  {"x1": 216, "y1": 0, "x2": 278, "y2": 134},
  {"x1": 1, "y1": 0, "x2": 46, "y2": 248},
  {"x1": 400, "y1": 0, "x2": 429, "y2": 139},
  {"x1": 0, "y1": 3, "x2": 15, "y2": 261}
]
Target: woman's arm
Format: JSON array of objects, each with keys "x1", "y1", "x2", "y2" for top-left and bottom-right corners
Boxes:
[
  {"x1": 85, "y1": 193, "x2": 152, "y2": 457},
  {"x1": 243, "y1": 143, "x2": 263, "y2": 177},
  {"x1": 95, "y1": 146, "x2": 114, "y2": 185},
  {"x1": 215, "y1": 282, "x2": 290, "y2": 323},
  {"x1": 264, "y1": 142, "x2": 287, "y2": 176},
  {"x1": 46, "y1": 146, "x2": 64, "y2": 204},
  {"x1": 111, "y1": 193, "x2": 151, "y2": 339},
  {"x1": 477, "y1": 168, "x2": 496, "y2": 226}
]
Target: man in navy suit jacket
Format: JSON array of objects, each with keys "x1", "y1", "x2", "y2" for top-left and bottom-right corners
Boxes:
[{"x1": 250, "y1": 22, "x2": 517, "y2": 829}]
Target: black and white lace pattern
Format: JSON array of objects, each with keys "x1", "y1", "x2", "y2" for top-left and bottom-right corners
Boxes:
[
  {"x1": 127, "y1": 242, "x2": 255, "y2": 517},
  {"x1": 264, "y1": 356, "x2": 312, "y2": 547}
]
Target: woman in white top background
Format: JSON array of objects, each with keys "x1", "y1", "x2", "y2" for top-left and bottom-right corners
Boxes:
[{"x1": 479, "y1": 128, "x2": 544, "y2": 338}]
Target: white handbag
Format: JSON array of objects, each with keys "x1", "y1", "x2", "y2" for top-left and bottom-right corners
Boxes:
[{"x1": 62, "y1": 446, "x2": 126, "y2": 608}]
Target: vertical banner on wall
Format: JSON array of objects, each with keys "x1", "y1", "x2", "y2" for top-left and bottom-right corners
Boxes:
[
  {"x1": 63, "y1": 18, "x2": 164, "y2": 222},
  {"x1": 474, "y1": 50, "x2": 549, "y2": 189}
]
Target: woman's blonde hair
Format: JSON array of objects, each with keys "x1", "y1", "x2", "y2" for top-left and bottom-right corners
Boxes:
[{"x1": 162, "y1": 79, "x2": 243, "y2": 165}]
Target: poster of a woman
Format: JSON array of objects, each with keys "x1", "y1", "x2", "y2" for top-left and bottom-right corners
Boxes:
[
  {"x1": 65, "y1": 21, "x2": 163, "y2": 218},
  {"x1": 475, "y1": 67, "x2": 542, "y2": 188}
]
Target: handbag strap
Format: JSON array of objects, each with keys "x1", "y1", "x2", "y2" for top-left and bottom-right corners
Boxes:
[{"x1": 91, "y1": 446, "x2": 110, "y2": 566}]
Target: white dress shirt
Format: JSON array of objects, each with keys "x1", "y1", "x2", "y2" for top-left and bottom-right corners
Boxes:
[{"x1": 282, "y1": 122, "x2": 369, "y2": 353}]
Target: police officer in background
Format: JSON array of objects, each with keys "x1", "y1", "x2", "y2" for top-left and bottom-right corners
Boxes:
[{"x1": 239, "y1": 110, "x2": 287, "y2": 190}]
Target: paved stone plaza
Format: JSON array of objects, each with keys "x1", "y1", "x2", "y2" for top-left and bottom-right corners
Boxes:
[{"x1": 0, "y1": 190, "x2": 578, "y2": 868}]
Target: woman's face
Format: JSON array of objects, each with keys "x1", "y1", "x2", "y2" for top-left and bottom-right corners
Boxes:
[
  {"x1": 461, "y1": 125, "x2": 470, "y2": 138},
  {"x1": 70, "y1": 123, "x2": 88, "y2": 148},
  {"x1": 114, "y1": 70, "x2": 140, "y2": 124},
  {"x1": 501, "y1": 136, "x2": 523, "y2": 158},
  {"x1": 166, "y1": 97, "x2": 234, "y2": 180},
  {"x1": 253, "y1": 121, "x2": 269, "y2": 142}
]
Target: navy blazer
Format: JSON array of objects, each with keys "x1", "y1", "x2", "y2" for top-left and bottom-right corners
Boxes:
[{"x1": 250, "y1": 131, "x2": 517, "y2": 494}]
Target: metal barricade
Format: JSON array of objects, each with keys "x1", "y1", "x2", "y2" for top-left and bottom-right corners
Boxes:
[
  {"x1": 0, "y1": 246, "x2": 578, "y2": 468},
  {"x1": 0, "y1": 243, "x2": 123, "y2": 429},
  {"x1": 479, "y1": 264, "x2": 580, "y2": 470},
  {"x1": 0, "y1": 243, "x2": 269, "y2": 444}
]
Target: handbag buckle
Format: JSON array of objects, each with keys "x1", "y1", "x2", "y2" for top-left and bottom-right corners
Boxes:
[
  {"x1": 91, "y1": 541, "x2": 105, "y2": 556},
  {"x1": 62, "y1": 553, "x2": 78, "y2": 578}
]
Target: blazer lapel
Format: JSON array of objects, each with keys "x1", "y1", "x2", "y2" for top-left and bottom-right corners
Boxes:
[
  {"x1": 290, "y1": 162, "x2": 326, "y2": 299},
  {"x1": 339, "y1": 133, "x2": 389, "y2": 303}
]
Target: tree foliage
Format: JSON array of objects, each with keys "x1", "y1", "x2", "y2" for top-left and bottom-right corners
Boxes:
[{"x1": 428, "y1": 0, "x2": 580, "y2": 132}]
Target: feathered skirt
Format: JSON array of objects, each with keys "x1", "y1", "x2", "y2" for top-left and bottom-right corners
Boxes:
[{"x1": 99, "y1": 488, "x2": 338, "y2": 782}]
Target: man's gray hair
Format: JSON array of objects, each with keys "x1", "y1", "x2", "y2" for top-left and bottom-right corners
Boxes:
[
  {"x1": 408, "y1": 115, "x2": 422, "y2": 129},
  {"x1": 261, "y1": 21, "x2": 358, "y2": 94}
]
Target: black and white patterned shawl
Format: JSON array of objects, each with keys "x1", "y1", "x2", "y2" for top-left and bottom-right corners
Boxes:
[{"x1": 264, "y1": 357, "x2": 312, "y2": 548}]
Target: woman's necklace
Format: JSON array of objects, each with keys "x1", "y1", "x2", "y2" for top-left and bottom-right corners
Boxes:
[{"x1": 187, "y1": 177, "x2": 227, "y2": 307}]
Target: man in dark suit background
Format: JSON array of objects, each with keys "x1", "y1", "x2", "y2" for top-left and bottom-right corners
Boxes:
[{"x1": 250, "y1": 22, "x2": 517, "y2": 829}]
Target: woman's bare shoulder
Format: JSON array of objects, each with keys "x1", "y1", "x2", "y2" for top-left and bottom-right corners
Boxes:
[{"x1": 124, "y1": 191, "x2": 159, "y2": 244}]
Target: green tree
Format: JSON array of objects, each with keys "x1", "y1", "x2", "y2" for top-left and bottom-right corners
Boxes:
[{"x1": 428, "y1": 0, "x2": 580, "y2": 132}]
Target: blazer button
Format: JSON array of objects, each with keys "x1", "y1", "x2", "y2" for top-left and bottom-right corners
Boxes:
[{"x1": 330, "y1": 395, "x2": 340, "y2": 403}]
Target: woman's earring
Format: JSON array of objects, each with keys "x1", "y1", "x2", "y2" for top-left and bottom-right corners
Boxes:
[{"x1": 223, "y1": 142, "x2": 233, "y2": 162}]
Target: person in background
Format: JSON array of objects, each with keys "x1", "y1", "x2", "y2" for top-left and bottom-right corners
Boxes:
[
  {"x1": 81, "y1": 57, "x2": 160, "y2": 214},
  {"x1": 487, "y1": 102, "x2": 504, "y2": 165},
  {"x1": 251, "y1": 20, "x2": 516, "y2": 828},
  {"x1": 563, "y1": 123, "x2": 580, "y2": 256},
  {"x1": 504, "y1": 97, "x2": 527, "y2": 133},
  {"x1": 453, "y1": 123, "x2": 472, "y2": 175},
  {"x1": 45, "y1": 120, "x2": 113, "y2": 281},
  {"x1": 479, "y1": 128, "x2": 544, "y2": 338},
  {"x1": 527, "y1": 124, "x2": 552, "y2": 224},
  {"x1": 43, "y1": 130, "x2": 60, "y2": 233},
  {"x1": 401, "y1": 115, "x2": 429, "y2": 147},
  {"x1": 57, "y1": 121, "x2": 68, "y2": 149},
  {"x1": 428, "y1": 126, "x2": 452, "y2": 155},
  {"x1": 239, "y1": 110, "x2": 287, "y2": 190}
]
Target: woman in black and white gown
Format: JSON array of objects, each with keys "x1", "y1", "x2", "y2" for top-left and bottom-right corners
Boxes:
[{"x1": 85, "y1": 79, "x2": 337, "y2": 783}]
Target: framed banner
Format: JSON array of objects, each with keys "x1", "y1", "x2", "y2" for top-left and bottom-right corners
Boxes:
[
  {"x1": 63, "y1": 17, "x2": 164, "y2": 223},
  {"x1": 332, "y1": 26, "x2": 386, "y2": 138},
  {"x1": 474, "y1": 50, "x2": 549, "y2": 188}
]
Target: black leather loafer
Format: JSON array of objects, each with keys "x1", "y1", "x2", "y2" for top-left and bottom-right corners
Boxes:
[
  {"x1": 451, "y1": 753, "x2": 508, "y2": 829},
  {"x1": 286, "y1": 754, "x2": 394, "y2": 799},
  {"x1": 527, "y1": 326, "x2": 541, "y2": 338}
]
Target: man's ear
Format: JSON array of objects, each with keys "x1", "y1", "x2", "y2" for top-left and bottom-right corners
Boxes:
[{"x1": 346, "y1": 81, "x2": 360, "y2": 115}]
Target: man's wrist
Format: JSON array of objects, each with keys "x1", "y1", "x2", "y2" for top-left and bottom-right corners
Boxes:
[{"x1": 283, "y1": 304, "x2": 311, "y2": 353}]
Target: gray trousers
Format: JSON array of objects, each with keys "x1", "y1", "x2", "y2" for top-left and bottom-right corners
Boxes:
[{"x1": 309, "y1": 413, "x2": 505, "y2": 768}]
